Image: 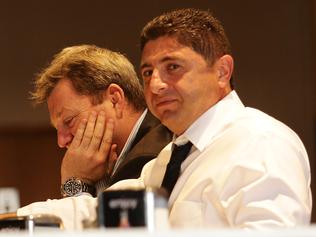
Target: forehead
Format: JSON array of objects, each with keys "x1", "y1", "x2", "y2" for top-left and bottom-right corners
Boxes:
[
  {"x1": 141, "y1": 36, "x2": 208, "y2": 69},
  {"x1": 141, "y1": 37, "x2": 185, "y2": 59},
  {"x1": 142, "y1": 36, "x2": 207, "y2": 66},
  {"x1": 47, "y1": 79, "x2": 92, "y2": 122}
]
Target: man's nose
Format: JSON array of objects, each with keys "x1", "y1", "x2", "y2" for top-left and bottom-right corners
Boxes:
[
  {"x1": 149, "y1": 70, "x2": 168, "y2": 94},
  {"x1": 57, "y1": 130, "x2": 73, "y2": 148}
]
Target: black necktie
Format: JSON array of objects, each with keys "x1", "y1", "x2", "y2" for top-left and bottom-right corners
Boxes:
[{"x1": 161, "y1": 141, "x2": 193, "y2": 196}]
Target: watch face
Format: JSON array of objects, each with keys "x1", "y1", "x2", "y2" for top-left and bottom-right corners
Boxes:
[{"x1": 63, "y1": 178, "x2": 82, "y2": 196}]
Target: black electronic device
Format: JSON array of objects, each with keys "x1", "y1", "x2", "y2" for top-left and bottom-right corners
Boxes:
[
  {"x1": 98, "y1": 188, "x2": 169, "y2": 230},
  {"x1": 0, "y1": 214, "x2": 63, "y2": 233}
]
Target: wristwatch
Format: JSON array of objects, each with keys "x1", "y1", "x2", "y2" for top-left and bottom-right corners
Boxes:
[{"x1": 61, "y1": 177, "x2": 96, "y2": 197}]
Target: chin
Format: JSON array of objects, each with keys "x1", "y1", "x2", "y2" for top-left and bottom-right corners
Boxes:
[{"x1": 160, "y1": 115, "x2": 181, "y2": 133}]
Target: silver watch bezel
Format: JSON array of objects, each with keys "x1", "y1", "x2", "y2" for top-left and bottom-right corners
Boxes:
[{"x1": 61, "y1": 177, "x2": 89, "y2": 197}]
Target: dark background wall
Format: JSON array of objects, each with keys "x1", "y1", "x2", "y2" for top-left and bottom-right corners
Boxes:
[{"x1": 0, "y1": 0, "x2": 315, "y2": 221}]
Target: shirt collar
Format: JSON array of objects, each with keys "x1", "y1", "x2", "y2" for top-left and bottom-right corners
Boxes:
[
  {"x1": 111, "y1": 109, "x2": 148, "y2": 174},
  {"x1": 174, "y1": 90, "x2": 244, "y2": 151}
]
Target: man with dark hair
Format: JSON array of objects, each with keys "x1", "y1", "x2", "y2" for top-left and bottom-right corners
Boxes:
[
  {"x1": 140, "y1": 8, "x2": 234, "y2": 88},
  {"x1": 111, "y1": 8, "x2": 312, "y2": 228}
]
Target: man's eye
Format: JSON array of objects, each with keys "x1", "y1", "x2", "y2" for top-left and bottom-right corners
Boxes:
[
  {"x1": 64, "y1": 117, "x2": 74, "y2": 127},
  {"x1": 167, "y1": 64, "x2": 180, "y2": 71},
  {"x1": 142, "y1": 69, "x2": 153, "y2": 78}
]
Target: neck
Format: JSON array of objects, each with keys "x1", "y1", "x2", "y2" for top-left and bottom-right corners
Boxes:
[{"x1": 172, "y1": 89, "x2": 232, "y2": 136}]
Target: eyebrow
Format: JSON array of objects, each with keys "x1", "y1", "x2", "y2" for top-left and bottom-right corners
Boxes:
[
  {"x1": 140, "y1": 62, "x2": 151, "y2": 70},
  {"x1": 49, "y1": 108, "x2": 64, "y2": 129},
  {"x1": 140, "y1": 56, "x2": 180, "y2": 70},
  {"x1": 54, "y1": 110, "x2": 62, "y2": 122}
]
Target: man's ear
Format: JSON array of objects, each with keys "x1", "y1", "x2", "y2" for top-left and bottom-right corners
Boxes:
[
  {"x1": 105, "y1": 83, "x2": 125, "y2": 118},
  {"x1": 217, "y1": 54, "x2": 234, "y2": 89}
]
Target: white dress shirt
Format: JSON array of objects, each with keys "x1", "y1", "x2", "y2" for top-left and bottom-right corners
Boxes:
[
  {"x1": 17, "y1": 91, "x2": 312, "y2": 229},
  {"x1": 111, "y1": 90, "x2": 312, "y2": 228}
]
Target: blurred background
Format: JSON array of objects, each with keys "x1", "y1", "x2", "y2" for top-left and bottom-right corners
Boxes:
[{"x1": 0, "y1": 0, "x2": 315, "y2": 221}]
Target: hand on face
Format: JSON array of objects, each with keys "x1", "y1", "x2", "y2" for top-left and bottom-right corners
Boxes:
[{"x1": 60, "y1": 110, "x2": 118, "y2": 184}]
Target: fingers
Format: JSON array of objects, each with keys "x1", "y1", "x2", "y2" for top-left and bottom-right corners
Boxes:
[
  {"x1": 62, "y1": 111, "x2": 116, "y2": 184},
  {"x1": 70, "y1": 118, "x2": 87, "y2": 149},
  {"x1": 89, "y1": 111, "x2": 106, "y2": 151},
  {"x1": 71, "y1": 111, "x2": 114, "y2": 153},
  {"x1": 81, "y1": 111, "x2": 97, "y2": 149}
]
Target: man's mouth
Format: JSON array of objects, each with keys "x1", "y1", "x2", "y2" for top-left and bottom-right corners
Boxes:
[{"x1": 155, "y1": 98, "x2": 177, "y2": 107}]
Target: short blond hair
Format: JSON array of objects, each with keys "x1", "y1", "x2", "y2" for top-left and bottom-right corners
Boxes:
[{"x1": 31, "y1": 45, "x2": 145, "y2": 111}]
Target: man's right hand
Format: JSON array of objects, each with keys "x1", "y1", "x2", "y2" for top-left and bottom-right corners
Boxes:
[{"x1": 60, "y1": 111, "x2": 118, "y2": 185}]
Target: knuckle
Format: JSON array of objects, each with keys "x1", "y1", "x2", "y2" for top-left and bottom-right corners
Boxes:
[
  {"x1": 85, "y1": 151, "x2": 95, "y2": 160},
  {"x1": 102, "y1": 138, "x2": 112, "y2": 144},
  {"x1": 96, "y1": 159, "x2": 105, "y2": 166},
  {"x1": 84, "y1": 134, "x2": 92, "y2": 141},
  {"x1": 94, "y1": 134, "x2": 103, "y2": 141}
]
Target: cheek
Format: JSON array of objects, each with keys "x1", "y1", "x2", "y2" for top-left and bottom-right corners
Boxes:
[
  {"x1": 70, "y1": 119, "x2": 81, "y2": 135},
  {"x1": 144, "y1": 88, "x2": 152, "y2": 101},
  {"x1": 143, "y1": 83, "x2": 150, "y2": 94},
  {"x1": 145, "y1": 94, "x2": 155, "y2": 111},
  {"x1": 71, "y1": 110, "x2": 91, "y2": 135}
]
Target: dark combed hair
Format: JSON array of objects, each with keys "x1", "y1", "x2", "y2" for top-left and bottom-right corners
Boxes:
[{"x1": 140, "y1": 8, "x2": 234, "y2": 88}]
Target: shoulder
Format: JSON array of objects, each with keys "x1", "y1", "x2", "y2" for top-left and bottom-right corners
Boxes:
[{"x1": 232, "y1": 107, "x2": 304, "y2": 148}]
